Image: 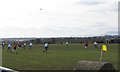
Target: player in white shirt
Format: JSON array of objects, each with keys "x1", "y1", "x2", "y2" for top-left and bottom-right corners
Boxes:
[
  {"x1": 66, "y1": 42, "x2": 69, "y2": 46},
  {"x1": 44, "y1": 42, "x2": 48, "y2": 53},
  {"x1": 29, "y1": 42, "x2": 32, "y2": 50},
  {"x1": 7, "y1": 43, "x2": 12, "y2": 52},
  {"x1": 94, "y1": 42, "x2": 97, "y2": 48}
]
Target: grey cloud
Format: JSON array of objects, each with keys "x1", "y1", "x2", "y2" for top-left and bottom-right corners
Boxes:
[
  {"x1": 76, "y1": 2, "x2": 104, "y2": 6},
  {"x1": 74, "y1": 0, "x2": 105, "y2": 6},
  {"x1": 89, "y1": 22, "x2": 106, "y2": 28},
  {"x1": 105, "y1": 31, "x2": 118, "y2": 35},
  {"x1": 88, "y1": 3, "x2": 118, "y2": 13},
  {"x1": 89, "y1": 8, "x2": 117, "y2": 14},
  {"x1": 8, "y1": 18, "x2": 16, "y2": 20},
  {"x1": 110, "y1": 3, "x2": 118, "y2": 12},
  {"x1": 42, "y1": 26, "x2": 88, "y2": 37}
]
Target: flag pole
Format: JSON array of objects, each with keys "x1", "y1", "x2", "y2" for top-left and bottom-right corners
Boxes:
[{"x1": 100, "y1": 50, "x2": 103, "y2": 62}]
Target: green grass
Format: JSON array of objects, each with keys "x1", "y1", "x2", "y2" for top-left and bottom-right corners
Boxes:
[{"x1": 2, "y1": 43, "x2": 118, "y2": 70}]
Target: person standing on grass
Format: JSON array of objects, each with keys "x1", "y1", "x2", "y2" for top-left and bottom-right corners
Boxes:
[
  {"x1": 23, "y1": 42, "x2": 26, "y2": 49},
  {"x1": 2, "y1": 42, "x2": 5, "y2": 49},
  {"x1": 66, "y1": 42, "x2": 69, "y2": 46},
  {"x1": 7, "y1": 43, "x2": 12, "y2": 52},
  {"x1": 60, "y1": 42, "x2": 63, "y2": 46},
  {"x1": 84, "y1": 41, "x2": 88, "y2": 48},
  {"x1": 94, "y1": 41, "x2": 97, "y2": 48},
  {"x1": 44, "y1": 42, "x2": 48, "y2": 53},
  {"x1": 29, "y1": 42, "x2": 32, "y2": 50},
  {"x1": 18, "y1": 42, "x2": 22, "y2": 49},
  {"x1": 13, "y1": 43, "x2": 17, "y2": 54}
]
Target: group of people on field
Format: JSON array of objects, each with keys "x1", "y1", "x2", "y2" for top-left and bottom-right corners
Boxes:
[
  {"x1": 2, "y1": 42, "x2": 33, "y2": 54},
  {"x1": 84, "y1": 41, "x2": 98, "y2": 48},
  {"x1": 7, "y1": 42, "x2": 17, "y2": 54},
  {"x1": 2, "y1": 41, "x2": 69, "y2": 53},
  {"x1": 2, "y1": 41, "x2": 99, "y2": 54}
]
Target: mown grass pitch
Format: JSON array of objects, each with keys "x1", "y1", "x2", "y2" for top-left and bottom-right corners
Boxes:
[{"x1": 2, "y1": 43, "x2": 118, "y2": 70}]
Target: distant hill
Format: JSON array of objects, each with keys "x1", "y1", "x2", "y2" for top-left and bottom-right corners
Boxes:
[{"x1": 1, "y1": 35, "x2": 120, "y2": 44}]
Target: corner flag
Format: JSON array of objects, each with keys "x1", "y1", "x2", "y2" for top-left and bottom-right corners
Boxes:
[
  {"x1": 102, "y1": 44, "x2": 107, "y2": 52},
  {"x1": 100, "y1": 44, "x2": 108, "y2": 62}
]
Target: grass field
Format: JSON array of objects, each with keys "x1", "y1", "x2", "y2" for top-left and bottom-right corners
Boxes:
[{"x1": 2, "y1": 43, "x2": 118, "y2": 70}]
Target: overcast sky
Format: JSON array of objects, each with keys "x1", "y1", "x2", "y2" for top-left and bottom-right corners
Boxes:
[{"x1": 0, "y1": 0, "x2": 119, "y2": 38}]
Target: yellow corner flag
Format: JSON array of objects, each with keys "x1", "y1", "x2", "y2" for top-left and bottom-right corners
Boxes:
[
  {"x1": 100, "y1": 44, "x2": 108, "y2": 62},
  {"x1": 102, "y1": 44, "x2": 107, "y2": 52}
]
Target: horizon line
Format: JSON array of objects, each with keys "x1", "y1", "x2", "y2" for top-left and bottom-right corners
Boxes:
[{"x1": 0, "y1": 34, "x2": 119, "y2": 39}]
